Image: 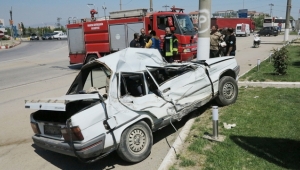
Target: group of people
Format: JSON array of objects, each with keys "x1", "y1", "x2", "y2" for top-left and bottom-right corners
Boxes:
[
  {"x1": 210, "y1": 25, "x2": 236, "y2": 58},
  {"x1": 130, "y1": 27, "x2": 178, "y2": 63}
]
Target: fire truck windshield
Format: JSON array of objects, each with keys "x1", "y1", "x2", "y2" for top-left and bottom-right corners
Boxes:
[{"x1": 175, "y1": 14, "x2": 195, "y2": 34}]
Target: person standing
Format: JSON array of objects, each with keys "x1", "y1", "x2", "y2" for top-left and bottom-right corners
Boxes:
[
  {"x1": 210, "y1": 25, "x2": 223, "y2": 58},
  {"x1": 278, "y1": 23, "x2": 282, "y2": 32},
  {"x1": 149, "y1": 30, "x2": 160, "y2": 50},
  {"x1": 139, "y1": 28, "x2": 147, "y2": 48},
  {"x1": 162, "y1": 27, "x2": 178, "y2": 63},
  {"x1": 225, "y1": 28, "x2": 236, "y2": 56},
  {"x1": 130, "y1": 33, "x2": 141, "y2": 48}
]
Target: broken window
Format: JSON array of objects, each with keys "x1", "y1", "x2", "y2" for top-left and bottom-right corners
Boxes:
[
  {"x1": 119, "y1": 72, "x2": 146, "y2": 97},
  {"x1": 146, "y1": 65, "x2": 194, "y2": 86}
]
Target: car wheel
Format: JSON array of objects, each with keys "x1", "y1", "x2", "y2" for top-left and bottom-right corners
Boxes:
[
  {"x1": 85, "y1": 55, "x2": 97, "y2": 64},
  {"x1": 117, "y1": 121, "x2": 152, "y2": 163},
  {"x1": 215, "y1": 76, "x2": 238, "y2": 106}
]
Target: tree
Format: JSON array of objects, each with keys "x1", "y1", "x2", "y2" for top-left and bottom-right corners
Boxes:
[
  {"x1": 290, "y1": 16, "x2": 294, "y2": 20},
  {"x1": 21, "y1": 22, "x2": 26, "y2": 36},
  {"x1": 5, "y1": 27, "x2": 11, "y2": 36},
  {"x1": 253, "y1": 15, "x2": 265, "y2": 29}
]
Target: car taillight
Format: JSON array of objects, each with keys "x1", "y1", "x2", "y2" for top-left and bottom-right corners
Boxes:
[
  {"x1": 31, "y1": 122, "x2": 41, "y2": 134},
  {"x1": 61, "y1": 126, "x2": 84, "y2": 141}
]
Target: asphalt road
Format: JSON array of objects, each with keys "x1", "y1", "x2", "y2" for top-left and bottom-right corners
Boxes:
[{"x1": 0, "y1": 34, "x2": 298, "y2": 170}]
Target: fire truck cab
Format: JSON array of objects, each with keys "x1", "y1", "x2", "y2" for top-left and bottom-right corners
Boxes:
[{"x1": 67, "y1": 7, "x2": 197, "y2": 65}]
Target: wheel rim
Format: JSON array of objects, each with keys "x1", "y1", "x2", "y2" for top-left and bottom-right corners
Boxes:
[
  {"x1": 222, "y1": 82, "x2": 235, "y2": 99},
  {"x1": 128, "y1": 128, "x2": 147, "y2": 154}
]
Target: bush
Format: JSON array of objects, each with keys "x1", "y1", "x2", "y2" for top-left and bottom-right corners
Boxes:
[{"x1": 272, "y1": 46, "x2": 289, "y2": 75}]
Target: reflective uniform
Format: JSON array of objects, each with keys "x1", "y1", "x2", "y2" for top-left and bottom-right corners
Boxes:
[{"x1": 163, "y1": 34, "x2": 178, "y2": 62}]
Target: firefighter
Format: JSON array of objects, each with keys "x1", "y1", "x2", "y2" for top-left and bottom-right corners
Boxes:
[{"x1": 162, "y1": 27, "x2": 178, "y2": 63}]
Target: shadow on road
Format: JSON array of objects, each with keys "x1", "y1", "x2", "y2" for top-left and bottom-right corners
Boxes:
[
  {"x1": 68, "y1": 64, "x2": 83, "y2": 70},
  {"x1": 230, "y1": 135, "x2": 300, "y2": 169}
]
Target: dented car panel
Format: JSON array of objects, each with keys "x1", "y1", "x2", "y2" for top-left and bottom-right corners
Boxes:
[{"x1": 26, "y1": 48, "x2": 239, "y2": 162}]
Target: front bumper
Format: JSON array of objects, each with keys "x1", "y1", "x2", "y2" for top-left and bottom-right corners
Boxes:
[{"x1": 32, "y1": 134, "x2": 106, "y2": 159}]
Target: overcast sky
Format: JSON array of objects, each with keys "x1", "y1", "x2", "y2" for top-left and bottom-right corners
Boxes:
[{"x1": 1, "y1": 0, "x2": 299, "y2": 27}]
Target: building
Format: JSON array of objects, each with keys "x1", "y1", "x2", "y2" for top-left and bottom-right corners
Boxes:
[
  {"x1": 0, "y1": 19, "x2": 4, "y2": 28},
  {"x1": 189, "y1": 11, "x2": 199, "y2": 24},
  {"x1": 212, "y1": 10, "x2": 238, "y2": 18}
]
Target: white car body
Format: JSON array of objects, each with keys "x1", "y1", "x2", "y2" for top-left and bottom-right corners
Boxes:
[
  {"x1": 25, "y1": 48, "x2": 240, "y2": 163},
  {"x1": 236, "y1": 23, "x2": 250, "y2": 37},
  {"x1": 53, "y1": 32, "x2": 68, "y2": 40}
]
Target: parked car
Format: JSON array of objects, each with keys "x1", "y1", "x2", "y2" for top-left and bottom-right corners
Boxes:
[
  {"x1": 25, "y1": 48, "x2": 239, "y2": 163},
  {"x1": 53, "y1": 32, "x2": 68, "y2": 40},
  {"x1": 42, "y1": 33, "x2": 54, "y2": 40},
  {"x1": 257, "y1": 26, "x2": 278, "y2": 36},
  {"x1": 30, "y1": 33, "x2": 39, "y2": 40}
]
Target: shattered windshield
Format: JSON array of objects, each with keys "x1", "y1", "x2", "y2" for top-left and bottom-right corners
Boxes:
[
  {"x1": 175, "y1": 14, "x2": 195, "y2": 34},
  {"x1": 67, "y1": 63, "x2": 111, "y2": 95}
]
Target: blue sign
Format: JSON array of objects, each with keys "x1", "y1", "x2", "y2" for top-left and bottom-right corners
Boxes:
[{"x1": 238, "y1": 9, "x2": 248, "y2": 18}]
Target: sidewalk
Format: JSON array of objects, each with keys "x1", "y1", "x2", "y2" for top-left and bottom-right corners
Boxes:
[{"x1": 0, "y1": 39, "x2": 22, "y2": 49}]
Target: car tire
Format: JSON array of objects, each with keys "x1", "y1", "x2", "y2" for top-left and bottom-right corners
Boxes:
[
  {"x1": 85, "y1": 55, "x2": 98, "y2": 64},
  {"x1": 215, "y1": 76, "x2": 238, "y2": 106},
  {"x1": 117, "y1": 121, "x2": 153, "y2": 163}
]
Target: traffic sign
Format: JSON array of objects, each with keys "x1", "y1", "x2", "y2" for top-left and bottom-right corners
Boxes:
[{"x1": 0, "y1": 30, "x2": 4, "y2": 39}]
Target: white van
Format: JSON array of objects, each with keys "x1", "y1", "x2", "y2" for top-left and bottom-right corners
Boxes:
[{"x1": 236, "y1": 23, "x2": 250, "y2": 37}]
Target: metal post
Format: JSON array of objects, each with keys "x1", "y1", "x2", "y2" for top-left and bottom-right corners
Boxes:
[
  {"x1": 284, "y1": 0, "x2": 292, "y2": 41},
  {"x1": 269, "y1": 4, "x2": 274, "y2": 26},
  {"x1": 197, "y1": 0, "x2": 211, "y2": 60},
  {"x1": 257, "y1": 59, "x2": 261, "y2": 71},
  {"x1": 10, "y1": 7, "x2": 14, "y2": 41},
  {"x1": 212, "y1": 106, "x2": 218, "y2": 138}
]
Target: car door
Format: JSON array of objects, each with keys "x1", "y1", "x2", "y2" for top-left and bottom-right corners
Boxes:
[
  {"x1": 117, "y1": 71, "x2": 171, "y2": 119},
  {"x1": 146, "y1": 65, "x2": 211, "y2": 106}
]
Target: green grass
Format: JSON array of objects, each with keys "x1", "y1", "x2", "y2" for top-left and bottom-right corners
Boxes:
[
  {"x1": 240, "y1": 45, "x2": 300, "y2": 82},
  {"x1": 172, "y1": 87, "x2": 300, "y2": 169}
]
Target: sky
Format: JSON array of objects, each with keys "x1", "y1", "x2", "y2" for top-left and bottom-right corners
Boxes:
[{"x1": 1, "y1": 0, "x2": 300, "y2": 27}]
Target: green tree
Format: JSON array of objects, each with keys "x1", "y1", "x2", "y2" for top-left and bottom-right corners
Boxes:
[
  {"x1": 21, "y1": 22, "x2": 26, "y2": 36},
  {"x1": 253, "y1": 15, "x2": 265, "y2": 29},
  {"x1": 5, "y1": 27, "x2": 11, "y2": 36}
]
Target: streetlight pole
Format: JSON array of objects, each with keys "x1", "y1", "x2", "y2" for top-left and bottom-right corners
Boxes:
[
  {"x1": 102, "y1": 4, "x2": 107, "y2": 20},
  {"x1": 120, "y1": 0, "x2": 122, "y2": 10}
]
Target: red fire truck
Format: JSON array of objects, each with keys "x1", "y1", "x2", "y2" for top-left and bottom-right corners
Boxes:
[
  {"x1": 66, "y1": 7, "x2": 197, "y2": 65},
  {"x1": 211, "y1": 18, "x2": 256, "y2": 33}
]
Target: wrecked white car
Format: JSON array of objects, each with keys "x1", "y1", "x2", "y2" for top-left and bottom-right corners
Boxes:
[{"x1": 26, "y1": 48, "x2": 239, "y2": 163}]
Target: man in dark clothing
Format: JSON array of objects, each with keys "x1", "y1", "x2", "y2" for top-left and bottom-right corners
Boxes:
[
  {"x1": 226, "y1": 28, "x2": 236, "y2": 56},
  {"x1": 139, "y1": 28, "x2": 146, "y2": 48},
  {"x1": 162, "y1": 27, "x2": 178, "y2": 63},
  {"x1": 130, "y1": 33, "x2": 140, "y2": 48}
]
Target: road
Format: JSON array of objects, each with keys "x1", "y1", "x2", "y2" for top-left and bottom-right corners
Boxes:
[{"x1": 0, "y1": 34, "x2": 298, "y2": 170}]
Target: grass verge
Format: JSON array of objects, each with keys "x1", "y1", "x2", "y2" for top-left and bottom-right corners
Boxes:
[
  {"x1": 171, "y1": 87, "x2": 300, "y2": 170},
  {"x1": 239, "y1": 45, "x2": 300, "y2": 82}
]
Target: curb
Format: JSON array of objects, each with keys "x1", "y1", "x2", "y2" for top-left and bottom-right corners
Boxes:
[
  {"x1": 0, "y1": 41, "x2": 21, "y2": 49},
  {"x1": 238, "y1": 81, "x2": 300, "y2": 88},
  {"x1": 158, "y1": 116, "x2": 195, "y2": 170}
]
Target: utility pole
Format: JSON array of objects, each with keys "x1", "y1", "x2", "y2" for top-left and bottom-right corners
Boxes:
[
  {"x1": 150, "y1": 0, "x2": 153, "y2": 12},
  {"x1": 9, "y1": 7, "x2": 14, "y2": 41},
  {"x1": 163, "y1": 5, "x2": 170, "y2": 11},
  {"x1": 120, "y1": 0, "x2": 122, "y2": 10},
  {"x1": 284, "y1": 0, "x2": 292, "y2": 41},
  {"x1": 197, "y1": 0, "x2": 211, "y2": 60},
  {"x1": 269, "y1": 3, "x2": 274, "y2": 26},
  {"x1": 102, "y1": 4, "x2": 107, "y2": 20},
  {"x1": 57, "y1": 17, "x2": 62, "y2": 28}
]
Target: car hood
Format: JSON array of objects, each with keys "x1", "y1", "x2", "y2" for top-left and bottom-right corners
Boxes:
[{"x1": 25, "y1": 94, "x2": 99, "y2": 111}]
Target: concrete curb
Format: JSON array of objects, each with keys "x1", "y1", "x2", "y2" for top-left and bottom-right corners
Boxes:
[
  {"x1": 158, "y1": 117, "x2": 195, "y2": 170},
  {"x1": 0, "y1": 41, "x2": 21, "y2": 49},
  {"x1": 238, "y1": 81, "x2": 300, "y2": 88}
]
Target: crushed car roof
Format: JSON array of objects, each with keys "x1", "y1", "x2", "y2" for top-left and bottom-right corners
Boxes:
[{"x1": 93, "y1": 48, "x2": 165, "y2": 73}]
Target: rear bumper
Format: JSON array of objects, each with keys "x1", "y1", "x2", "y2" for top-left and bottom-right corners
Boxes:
[{"x1": 32, "y1": 134, "x2": 106, "y2": 159}]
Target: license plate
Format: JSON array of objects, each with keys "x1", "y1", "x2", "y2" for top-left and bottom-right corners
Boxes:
[{"x1": 44, "y1": 125, "x2": 62, "y2": 137}]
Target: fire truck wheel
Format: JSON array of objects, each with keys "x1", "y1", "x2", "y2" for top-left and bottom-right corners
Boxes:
[
  {"x1": 117, "y1": 121, "x2": 153, "y2": 163},
  {"x1": 86, "y1": 55, "x2": 97, "y2": 64}
]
